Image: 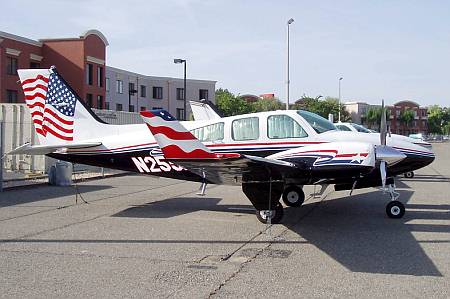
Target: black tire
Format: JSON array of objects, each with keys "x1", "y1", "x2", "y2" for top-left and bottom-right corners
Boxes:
[
  {"x1": 404, "y1": 171, "x2": 414, "y2": 178},
  {"x1": 386, "y1": 201, "x2": 405, "y2": 219},
  {"x1": 282, "y1": 185, "x2": 305, "y2": 207},
  {"x1": 255, "y1": 204, "x2": 284, "y2": 224}
]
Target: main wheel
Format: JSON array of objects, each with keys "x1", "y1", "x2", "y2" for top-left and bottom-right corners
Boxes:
[
  {"x1": 282, "y1": 185, "x2": 305, "y2": 207},
  {"x1": 403, "y1": 171, "x2": 414, "y2": 178},
  {"x1": 386, "y1": 201, "x2": 405, "y2": 219},
  {"x1": 255, "y1": 204, "x2": 284, "y2": 224}
]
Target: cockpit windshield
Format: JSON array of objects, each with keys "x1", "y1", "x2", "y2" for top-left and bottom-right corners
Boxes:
[
  {"x1": 297, "y1": 110, "x2": 337, "y2": 134},
  {"x1": 350, "y1": 123, "x2": 371, "y2": 133}
]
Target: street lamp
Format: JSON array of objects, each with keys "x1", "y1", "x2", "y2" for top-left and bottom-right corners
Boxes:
[
  {"x1": 338, "y1": 77, "x2": 343, "y2": 122},
  {"x1": 174, "y1": 58, "x2": 187, "y2": 120},
  {"x1": 286, "y1": 18, "x2": 294, "y2": 110}
]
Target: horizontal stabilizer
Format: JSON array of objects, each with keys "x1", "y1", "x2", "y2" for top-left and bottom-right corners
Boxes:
[{"x1": 8, "y1": 142, "x2": 102, "y2": 155}]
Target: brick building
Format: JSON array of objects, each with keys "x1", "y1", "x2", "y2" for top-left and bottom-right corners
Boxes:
[
  {"x1": 387, "y1": 100, "x2": 428, "y2": 136},
  {"x1": 0, "y1": 30, "x2": 107, "y2": 108},
  {"x1": 344, "y1": 100, "x2": 428, "y2": 135},
  {"x1": 1, "y1": 30, "x2": 216, "y2": 118}
]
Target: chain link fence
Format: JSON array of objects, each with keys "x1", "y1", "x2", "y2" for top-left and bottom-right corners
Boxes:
[{"x1": 0, "y1": 104, "x2": 143, "y2": 190}]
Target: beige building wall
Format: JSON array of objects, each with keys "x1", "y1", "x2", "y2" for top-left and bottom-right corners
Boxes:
[{"x1": 105, "y1": 66, "x2": 216, "y2": 119}]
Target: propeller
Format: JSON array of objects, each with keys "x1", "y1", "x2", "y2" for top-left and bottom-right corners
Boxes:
[{"x1": 375, "y1": 100, "x2": 406, "y2": 190}]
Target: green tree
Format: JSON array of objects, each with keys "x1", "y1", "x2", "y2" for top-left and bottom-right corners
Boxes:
[
  {"x1": 250, "y1": 97, "x2": 284, "y2": 112},
  {"x1": 293, "y1": 96, "x2": 350, "y2": 122},
  {"x1": 215, "y1": 88, "x2": 252, "y2": 117},
  {"x1": 427, "y1": 105, "x2": 443, "y2": 134},
  {"x1": 364, "y1": 107, "x2": 390, "y2": 130},
  {"x1": 399, "y1": 109, "x2": 415, "y2": 129}
]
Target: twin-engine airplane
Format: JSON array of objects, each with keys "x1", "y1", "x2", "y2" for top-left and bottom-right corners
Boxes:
[{"x1": 11, "y1": 67, "x2": 435, "y2": 224}]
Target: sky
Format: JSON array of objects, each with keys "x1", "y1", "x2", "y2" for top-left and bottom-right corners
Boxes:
[{"x1": 2, "y1": 0, "x2": 450, "y2": 106}]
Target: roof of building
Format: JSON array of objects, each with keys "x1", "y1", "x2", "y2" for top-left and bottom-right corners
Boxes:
[
  {"x1": 106, "y1": 66, "x2": 217, "y2": 84},
  {"x1": 0, "y1": 30, "x2": 42, "y2": 47}
]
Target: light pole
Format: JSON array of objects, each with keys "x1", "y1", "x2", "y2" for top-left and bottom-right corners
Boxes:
[
  {"x1": 338, "y1": 77, "x2": 343, "y2": 122},
  {"x1": 174, "y1": 58, "x2": 187, "y2": 120},
  {"x1": 286, "y1": 18, "x2": 294, "y2": 110}
]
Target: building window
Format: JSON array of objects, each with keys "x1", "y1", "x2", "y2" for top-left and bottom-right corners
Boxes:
[
  {"x1": 396, "y1": 110, "x2": 400, "y2": 117},
  {"x1": 176, "y1": 88, "x2": 185, "y2": 101},
  {"x1": 97, "y1": 66, "x2": 103, "y2": 87},
  {"x1": 116, "y1": 80, "x2": 123, "y2": 94},
  {"x1": 6, "y1": 57, "x2": 18, "y2": 75},
  {"x1": 86, "y1": 94, "x2": 93, "y2": 108},
  {"x1": 268, "y1": 115, "x2": 307, "y2": 139},
  {"x1": 106, "y1": 78, "x2": 110, "y2": 92},
  {"x1": 116, "y1": 103, "x2": 123, "y2": 111},
  {"x1": 176, "y1": 108, "x2": 185, "y2": 120},
  {"x1": 6, "y1": 90, "x2": 18, "y2": 103},
  {"x1": 199, "y1": 89, "x2": 208, "y2": 100},
  {"x1": 153, "y1": 87, "x2": 163, "y2": 99},
  {"x1": 86, "y1": 63, "x2": 93, "y2": 85},
  {"x1": 140, "y1": 85, "x2": 147, "y2": 98},
  {"x1": 152, "y1": 107, "x2": 163, "y2": 110},
  {"x1": 30, "y1": 61, "x2": 40, "y2": 69},
  {"x1": 191, "y1": 123, "x2": 224, "y2": 142},
  {"x1": 129, "y1": 105, "x2": 135, "y2": 112},
  {"x1": 97, "y1": 95, "x2": 103, "y2": 109},
  {"x1": 140, "y1": 106, "x2": 146, "y2": 111},
  {"x1": 129, "y1": 82, "x2": 135, "y2": 94},
  {"x1": 105, "y1": 102, "x2": 110, "y2": 110},
  {"x1": 232, "y1": 117, "x2": 259, "y2": 141}
]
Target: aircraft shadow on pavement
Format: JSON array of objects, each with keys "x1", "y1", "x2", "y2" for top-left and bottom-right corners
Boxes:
[
  {"x1": 0, "y1": 185, "x2": 113, "y2": 207},
  {"x1": 111, "y1": 189, "x2": 448, "y2": 277},
  {"x1": 400, "y1": 174, "x2": 450, "y2": 183},
  {"x1": 282, "y1": 189, "x2": 447, "y2": 277},
  {"x1": 112, "y1": 197, "x2": 255, "y2": 218}
]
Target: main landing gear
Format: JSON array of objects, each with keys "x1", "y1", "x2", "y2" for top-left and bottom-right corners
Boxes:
[
  {"x1": 255, "y1": 203, "x2": 284, "y2": 224},
  {"x1": 385, "y1": 184, "x2": 405, "y2": 219},
  {"x1": 254, "y1": 185, "x2": 304, "y2": 224},
  {"x1": 282, "y1": 185, "x2": 305, "y2": 207}
]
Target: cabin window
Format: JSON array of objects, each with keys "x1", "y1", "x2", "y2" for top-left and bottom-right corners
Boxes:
[
  {"x1": 232, "y1": 117, "x2": 259, "y2": 141},
  {"x1": 191, "y1": 122, "x2": 224, "y2": 142},
  {"x1": 336, "y1": 124, "x2": 352, "y2": 131},
  {"x1": 267, "y1": 115, "x2": 308, "y2": 139}
]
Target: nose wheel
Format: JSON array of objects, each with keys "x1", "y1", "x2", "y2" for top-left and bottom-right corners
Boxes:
[
  {"x1": 385, "y1": 184, "x2": 405, "y2": 218},
  {"x1": 403, "y1": 171, "x2": 414, "y2": 178},
  {"x1": 386, "y1": 200, "x2": 405, "y2": 218}
]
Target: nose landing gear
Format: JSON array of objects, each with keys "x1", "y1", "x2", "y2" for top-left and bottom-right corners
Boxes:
[{"x1": 385, "y1": 184, "x2": 405, "y2": 219}]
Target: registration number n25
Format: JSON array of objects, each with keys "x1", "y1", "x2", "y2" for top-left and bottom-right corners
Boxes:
[{"x1": 131, "y1": 156, "x2": 184, "y2": 173}]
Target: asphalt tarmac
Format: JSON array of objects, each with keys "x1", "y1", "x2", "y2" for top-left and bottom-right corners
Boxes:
[{"x1": 0, "y1": 143, "x2": 449, "y2": 298}]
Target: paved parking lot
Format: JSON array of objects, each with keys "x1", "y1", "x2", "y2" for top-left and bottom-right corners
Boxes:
[{"x1": 0, "y1": 143, "x2": 449, "y2": 298}]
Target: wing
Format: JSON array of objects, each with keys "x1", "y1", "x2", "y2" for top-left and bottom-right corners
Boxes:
[{"x1": 140, "y1": 110, "x2": 299, "y2": 185}]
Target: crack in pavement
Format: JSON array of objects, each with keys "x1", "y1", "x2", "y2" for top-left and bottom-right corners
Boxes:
[{"x1": 207, "y1": 189, "x2": 333, "y2": 298}]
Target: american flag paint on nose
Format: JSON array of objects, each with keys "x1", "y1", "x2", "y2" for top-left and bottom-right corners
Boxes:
[{"x1": 141, "y1": 110, "x2": 239, "y2": 160}]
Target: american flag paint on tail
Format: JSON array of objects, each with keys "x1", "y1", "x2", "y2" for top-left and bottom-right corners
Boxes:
[
  {"x1": 141, "y1": 110, "x2": 240, "y2": 160},
  {"x1": 20, "y1": 69, "x2": 77, "y2": 141}
]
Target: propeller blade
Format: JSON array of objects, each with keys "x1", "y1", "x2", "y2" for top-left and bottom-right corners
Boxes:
[
  {"x1": 380, "y1": 99, "x2": 387, "y2": 146},
  {"x1": 380, "y1": 160, "x2": 387, "y2": 191}
]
